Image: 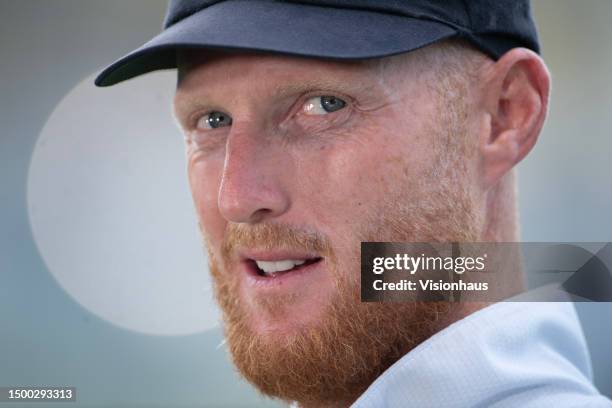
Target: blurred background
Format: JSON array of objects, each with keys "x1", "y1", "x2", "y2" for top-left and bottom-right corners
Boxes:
[{"x1": 0, "y1": 1, "x2": 610, "y2": 406}]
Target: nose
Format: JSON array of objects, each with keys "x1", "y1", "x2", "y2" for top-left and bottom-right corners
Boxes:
[{"x1": 218, "y1": 126, "x2": 291, "y2": 224}]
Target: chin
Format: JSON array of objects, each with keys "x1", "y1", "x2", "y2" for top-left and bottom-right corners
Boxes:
[{"x1": 244, "y1": 289, "x2": 332, "y2": 337}]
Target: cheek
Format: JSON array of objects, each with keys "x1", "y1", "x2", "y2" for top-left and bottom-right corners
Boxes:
[
  {"x1": 300, "y1": 125, "x2": 430, "y2": 212},
  {"x1": 188, "y1": 156, "x2": 225, "y2": 242}
]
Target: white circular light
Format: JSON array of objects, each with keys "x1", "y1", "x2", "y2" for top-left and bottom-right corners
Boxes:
[{"x1": 27, "y1": 71, "x2": 220, "y2": 336}]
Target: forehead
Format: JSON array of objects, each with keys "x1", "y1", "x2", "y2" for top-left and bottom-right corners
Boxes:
[
  {"x1": 180, "y1": 49, "x2": 377, "y2": 77},
  {"x1": 175, "y1": 49, "x2": 423, "y2": 97}
]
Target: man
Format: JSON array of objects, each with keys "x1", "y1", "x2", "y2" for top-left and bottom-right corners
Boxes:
[{"x1": 96, "y1": 1, "x2": 612, "y2": 407}]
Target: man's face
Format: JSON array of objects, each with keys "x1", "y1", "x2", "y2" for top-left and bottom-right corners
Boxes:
[{"x1": 174, "y1": 48, "x2": 483, "y2": 404}]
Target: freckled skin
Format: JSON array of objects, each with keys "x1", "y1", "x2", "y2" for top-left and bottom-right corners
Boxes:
[{"x1": 174, "y1": 50, "x2": 476, "y2": 334}]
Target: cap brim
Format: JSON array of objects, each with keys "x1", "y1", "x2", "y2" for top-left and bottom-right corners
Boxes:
[{"x1": 95, "y1": 0, "x2": 457, "y2": 87}]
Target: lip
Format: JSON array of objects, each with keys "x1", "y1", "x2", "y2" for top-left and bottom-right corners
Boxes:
[
  {"x1": 237, "y1": 248, "x2": 325, "y2": 290},
  {"x1": 239, "y1": 248, "x2": 321, "y2": 262}
]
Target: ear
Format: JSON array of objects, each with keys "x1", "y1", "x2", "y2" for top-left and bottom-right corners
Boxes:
[{"x1": 478, "y1": 48, "x2": 550, "y2": 189}]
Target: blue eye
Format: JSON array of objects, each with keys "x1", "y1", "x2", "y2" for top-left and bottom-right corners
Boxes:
[
  {"x1": 320, "y1": 96, "x2": 346, "y2": 112},
  {"x1": 197, "y1": 111, "x2": 232, "y2": 129},
  {"x1": 303, "y1": 96, "x2": 347, "y2": 115}
]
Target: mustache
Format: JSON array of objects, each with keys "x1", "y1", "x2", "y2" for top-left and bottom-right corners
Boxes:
[{"x1": 220, "y1": 222, "x2": 333, "y2": 264}]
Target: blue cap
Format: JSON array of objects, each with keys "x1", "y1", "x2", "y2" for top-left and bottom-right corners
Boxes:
[{"x1": 95, "y1": 0, "x2": 540, "y2": 87}]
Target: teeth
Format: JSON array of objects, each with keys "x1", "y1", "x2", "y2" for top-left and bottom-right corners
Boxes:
[{"x1": 255, "y1": 259, "x2": 306, "y2": 275}]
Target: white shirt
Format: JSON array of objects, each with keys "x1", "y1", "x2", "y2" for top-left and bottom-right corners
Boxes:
[{"x1": 351, "y1": 298, "x2": 612, "y2": 407}]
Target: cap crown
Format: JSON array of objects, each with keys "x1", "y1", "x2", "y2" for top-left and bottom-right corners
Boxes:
[{"x1": 164, "y1": 0, "x2": 539, "y2": 55}]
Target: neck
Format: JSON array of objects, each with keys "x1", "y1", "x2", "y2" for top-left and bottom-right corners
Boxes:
[
  {"x1": 483, "y1": 170, "x2": 519, "y2": 242},
  {"x1": 455, "y1": 169, "x2": 524, "y2": 310}
]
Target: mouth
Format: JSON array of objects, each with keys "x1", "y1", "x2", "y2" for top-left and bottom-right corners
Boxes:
[
  {"x1": 239, "y1": 249, "x2": 325, "y2": 285},
  {"x1": 249, "y1": 257, "x2": 323, "y2": 277}
]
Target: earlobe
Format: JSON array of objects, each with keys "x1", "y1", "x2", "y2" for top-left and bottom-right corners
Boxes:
[
  {"x1": 479, "y1": 48, "x2": 550, "y2": 189},
  {"x1": 481, "y1": 126, "x2": 521, "y2": 187}
]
